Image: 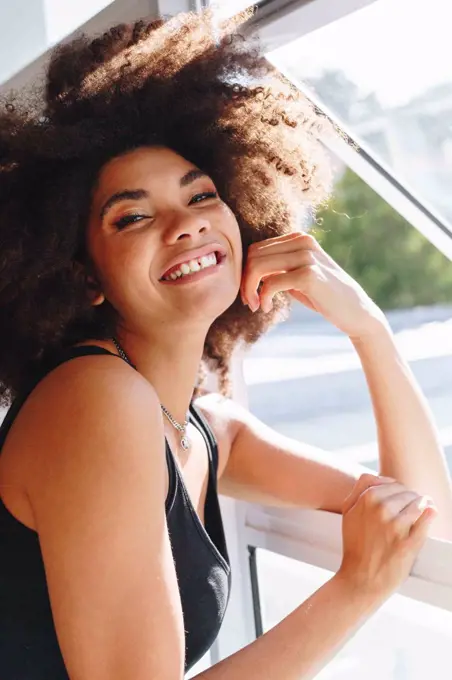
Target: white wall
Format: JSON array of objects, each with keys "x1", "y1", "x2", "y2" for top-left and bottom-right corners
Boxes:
[
  {"x1": 0, "y1": 0, "x2": 47, "y2": 83},
  {"x1": 0, "y1": 0, "x2": 162, "y2": 93}
]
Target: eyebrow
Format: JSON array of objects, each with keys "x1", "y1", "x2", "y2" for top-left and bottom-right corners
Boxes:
[{"x1": 99, "y1": 168, "x2": 209, "y2": 219}]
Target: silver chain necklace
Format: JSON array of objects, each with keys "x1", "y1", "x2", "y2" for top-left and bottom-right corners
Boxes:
[{"x1": 111, "y1": 337, "x2": 191, "y2": 451}]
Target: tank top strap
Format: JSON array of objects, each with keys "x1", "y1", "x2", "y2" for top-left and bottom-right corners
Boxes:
[
  {"x1": 46, "y1": 345, "x2": 121, "y2": 370},
  {"x1": 188, "y1": 402, "x2": 219, "y2": 479},
  {"x1": 0, "y1": 346, "x2": 124, "y2": 451}
]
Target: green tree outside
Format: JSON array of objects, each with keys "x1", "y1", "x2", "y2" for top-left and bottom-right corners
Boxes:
[{"x1": 313, "y1": 169, "x2": 452, "y2": 309}]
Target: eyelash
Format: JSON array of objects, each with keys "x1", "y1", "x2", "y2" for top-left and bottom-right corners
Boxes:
[{"x1": 113, "y1": 191, "x2": 218, "y2": 230}]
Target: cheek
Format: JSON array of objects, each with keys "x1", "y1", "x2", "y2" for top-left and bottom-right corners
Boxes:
[
  {"x1": 233, "y1": 228, "x2": 243, "y2": 275},
  {"x1": 87, "y1": 236, "x2": 148, "y2": 298},
  {"x1": 221, "y1": 206, "x2": 243, "y2": 269}
]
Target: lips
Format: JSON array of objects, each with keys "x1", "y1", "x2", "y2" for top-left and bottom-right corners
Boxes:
[{"x1": 160, "y1": 243, "x2": 227, "y2": 280}]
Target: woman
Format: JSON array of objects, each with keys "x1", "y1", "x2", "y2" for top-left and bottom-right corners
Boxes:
[{"x1": 0, "y1": 8, "x2": 450, "y2": 680}]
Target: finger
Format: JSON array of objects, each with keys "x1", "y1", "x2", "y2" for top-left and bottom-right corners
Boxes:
[
  {"x1": 374, "y1": 490, "x2": 421, "y2": 523},
  {"x1": 248, "y1": 253, "x2": 316, "y2": 311},
  {"x1": 396, "y1": 496, "x2": 437, "y2": 539},
  {"x1": 241, "y1": 250, "x2": 314, "y2": 310},
  {"x1": 259, "y1": 271, "x2": 311, "y2": 313},
  {"x1": 257, "y1": 260, "x2": 328, "y2": 312},
  {"x1": 242, "y1": 236, "x2": 318, "y2": 308},
  {"x1": 353, "y1": 483, "x2": 413, "y2": 519},
  {"x1": 407, "y1": 503, "x2": 437, "y2": 549},
  {"x1": 342, "y1": 473, "x2": 396, "y2": 515},
  {"x1": 248, "y1": 231, "x2": 317, "y2": 255}
]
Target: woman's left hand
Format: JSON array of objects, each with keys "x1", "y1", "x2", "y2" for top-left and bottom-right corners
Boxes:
[{"x1": 240, "y1": 232, "x2": 388, "y2": 340}]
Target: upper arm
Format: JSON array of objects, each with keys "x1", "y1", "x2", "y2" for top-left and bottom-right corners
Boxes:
[
  {"x1": 198, "y1": 395, "x2": 368, "y2": 513},
  {"x1": 22, "y1": 358, "x2": 185, "y2": 680}
]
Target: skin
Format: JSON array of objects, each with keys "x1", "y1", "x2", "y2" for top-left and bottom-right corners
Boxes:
[
  {"x1": 86, "y1": 146, "x2": 243, "y2": 425},
  {"x1": 0, "y1": 145, "x2": 450, "y2": 680}
]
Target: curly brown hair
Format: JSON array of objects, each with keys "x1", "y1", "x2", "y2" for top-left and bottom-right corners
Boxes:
[{"x1": 0, "y1": 8, "x2": 332, "y2": 405}]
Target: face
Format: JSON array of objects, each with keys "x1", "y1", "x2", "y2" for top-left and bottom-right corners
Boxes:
[{"x1": 86, "y1": 146, "x2": 242, "y2": 334}]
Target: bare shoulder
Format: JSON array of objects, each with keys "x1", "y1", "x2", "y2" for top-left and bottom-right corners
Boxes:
[
  {"x1": 5, "y1": 353, "x2": 165, "y2": 499},
  {"x1": 194, "y1": 392, "x2": 248, "y2": 478},
  {"x1": 4, "y1": 354, "x2": 185, "y2": 679}
]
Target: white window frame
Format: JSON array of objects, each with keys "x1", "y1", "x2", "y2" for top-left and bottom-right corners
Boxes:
[{"x1": 243, "y1": 0, "x2": 378, "y2": 52}]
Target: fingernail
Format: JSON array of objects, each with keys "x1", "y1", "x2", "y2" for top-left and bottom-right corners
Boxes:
[
  {"x1": 250, "y1": 295, "x2": 260, "y2": 312},
  {"x1": 418, "y1": 496, "x2": 436, "y2": 511}
]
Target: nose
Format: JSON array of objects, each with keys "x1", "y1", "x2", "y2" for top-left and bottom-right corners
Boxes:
[{"x1": 162, "y1": 210, "x2": 211, "y2": 244}]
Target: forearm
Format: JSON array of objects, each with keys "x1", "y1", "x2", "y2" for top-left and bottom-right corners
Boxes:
[
  {"x1": 352, "y1": 324, "x2": 452, "y2": 539},
  {"x1": 195, "y1": 573, "x2": 383, "y2": 680}
]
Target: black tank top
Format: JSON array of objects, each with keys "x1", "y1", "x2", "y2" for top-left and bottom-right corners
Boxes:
[{"x1": 0, "y1": 346, "x2": 231, "y2": 678}]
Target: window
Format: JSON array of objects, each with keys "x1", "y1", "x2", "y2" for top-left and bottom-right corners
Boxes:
[{"x1": 267, "y1": 0, "x2": 452, "y2": 230}]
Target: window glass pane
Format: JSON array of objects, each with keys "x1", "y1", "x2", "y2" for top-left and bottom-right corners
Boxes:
[
  {"x1": 244, "y1": 161, "x2": 452, "y2": 473},
  {"x1": 256, "y1": 548, "x2": 452, "y2": 679},
  {"x1": 268, "y1": 0, "x2": 452, "y2": 230}
]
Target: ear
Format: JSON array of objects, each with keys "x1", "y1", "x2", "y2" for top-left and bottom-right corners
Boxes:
[{"x1": 86, "y1": 275, "x2": 105, "y2": 307}]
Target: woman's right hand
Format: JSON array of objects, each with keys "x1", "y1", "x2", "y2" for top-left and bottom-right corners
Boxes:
[{"x1": 338, "y1": 473, "x2": 437, "y2": 599}]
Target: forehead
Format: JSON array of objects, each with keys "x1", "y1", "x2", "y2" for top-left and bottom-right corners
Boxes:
[{"x1": 96, "y1": 146, "x2": 193, "y2": 190}]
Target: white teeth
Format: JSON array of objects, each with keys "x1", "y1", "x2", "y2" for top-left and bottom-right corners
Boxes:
[
  {"x1": 188, "y1": 259, "x2": 201, "y2": 272},
  {"x1": 163, "y1": 251, "x2": 220, "y2": 281},
  {"x1": 201, "y1": 254, "x2": 216, "y2": 267}
]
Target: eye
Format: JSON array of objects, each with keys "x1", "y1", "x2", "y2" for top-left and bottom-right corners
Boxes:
[
  {"x1": 189, "y1": 191, "x2": 218, "y2": 205},
  {"x1": 113, "y1": 214, "x2": 147, "y2": 230}
]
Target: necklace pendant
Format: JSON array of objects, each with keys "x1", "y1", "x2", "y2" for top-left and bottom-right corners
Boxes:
[{"x1": 180, "y1": 434, "x2": 191, "y2": 451}]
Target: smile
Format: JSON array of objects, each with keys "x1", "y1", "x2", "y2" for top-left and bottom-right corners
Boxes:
[{"x1": 160, "y1": 246, "x2": 227, "y2": 283}]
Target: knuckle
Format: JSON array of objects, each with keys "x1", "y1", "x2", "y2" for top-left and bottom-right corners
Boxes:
[
  {"x1": 301, "y1": 233, "x2": 317, "y2": 246},
  {"x1": 260, "y1": 282, "x2": 272, "y2": 297},
  {"x1": 359, "y1": 473, "x2": 378, "y2": 484},
  {"x1": 301, "y1": 265, "x2": 316, "y2": 283},
  {"x1": 407, "y1": 491, "x2": 422, "y2": 505},
  {"x1": 375, "y1": 501, "x2": 392, "y2": 524},
  {"x1": 356, "y1": 473, "x2": 379, "y2": 492},
  {"x1": 303, "y1": 251, "x2": 316, "y2": 266},
  {"x1": 403, "y1": 496, "x2": 424, "y2": 519},
  {"x1": 361, "y1": 486, "x2": 380, "y2": 508}
]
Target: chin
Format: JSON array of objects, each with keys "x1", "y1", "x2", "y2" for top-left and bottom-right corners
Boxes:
[{"x1": 183, "y1": 283, "x2": 239, "y2": 323}]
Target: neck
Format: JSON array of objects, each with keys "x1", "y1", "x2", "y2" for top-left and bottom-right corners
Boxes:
[{"x1": 113, "y1": 326, "x2": 207, "y2": 425}]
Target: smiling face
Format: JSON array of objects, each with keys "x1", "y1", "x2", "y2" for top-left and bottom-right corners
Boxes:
[{"x1": 86, "y1": 146, "x2": 243, "y2": 336}]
